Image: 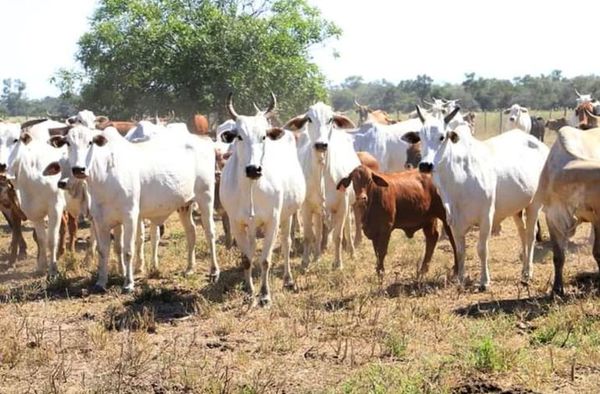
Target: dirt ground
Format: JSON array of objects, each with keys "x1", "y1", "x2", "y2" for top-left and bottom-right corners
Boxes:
[{"x1": 0, "y1": 209, "x2": 600, "y2": 393}]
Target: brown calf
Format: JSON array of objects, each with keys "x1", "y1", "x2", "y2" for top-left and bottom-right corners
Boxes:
[
  {"x1": 353, "y1": 152, "x2": 380, "y2": 246},
  {"x1": 405, "y1": 142, "x2": 422, "y2": 169},
  {"x1": 545, "y1": 117, "x2": 568, "y2": 132},
  {"x1": 337, "y1": 166, "x2": 458, "y2": 277},
  {"x1": 0, "y1": 177, "x2": 27, "y2": 267},
  {"x1": 96, "y1": 120, "x2": 137, "y2": 136},
  {"x1": 187, "y1": 114, "x2": 210, "y2": 136}
]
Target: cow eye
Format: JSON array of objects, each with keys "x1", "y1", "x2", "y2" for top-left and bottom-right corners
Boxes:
[
  {"x1": 262, "y1": 136, "x2": 266, "y2": 141},
  {"x1": 12, "y1": 139, "x2": 18, "y2": 143},
  {"x1": 328, "y1": 118, "x2": 334, "y2": 124},
  {"x1": 307, "y1": 117, "x2": 312, "y2": 123},
  {"x1": 439, "y1": 136, "x2": 445, "y2": 141},
  {"x1": 237, "y1": 135, "x2": 243, "y2": 141}
]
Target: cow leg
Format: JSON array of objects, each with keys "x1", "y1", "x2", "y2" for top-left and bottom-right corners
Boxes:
[
  {"x1": 301, "y1": 205, "x2": 315, "y2": 269},
  {"x1": 149, "y1": 222, "x2": 160, "y2": 271},
  {"x1": 353, "y1": 204, "x2": 363, "y2": 247},
  {"x1": 258, "y1": 218, "x2": 280, "y2": 307},
  {"x1": 67, "y1": 214, "x2": 77, "y2": 253},
  {"x1": 452, "y1": 225, "x2": 468, "y2": 286},
  {"x1": 112, "y1": 224, "x2": 125, "y2": 276},
  {"x1": 32, "y1": 220, "x2": 48, "y2": 275},
  {"x1": 231, "y1": 222, "x2": 254, "y2": 298},
  {"x1": 442, "y1": 220, "x2": 459, "y2": 277},
  {"x1": 178, "y1": 207, "x2": 196, "y2": 275},
  {"x1": 373, "y1": 231, "x2": 392, "y2": 275},
  {"x1": 16, "y1": 215, "x2": 27, "y2": 258},
  {"x1": 47, "y1": 207, "x2": 63, "y2": 278},
  {"x1": 195, "y1": 197, "x2": 219, "y2": 282},
  {"x1": 134, "y1": 218, "x2": 145, "y2": 275},
  {"x1": 222, "y1": 210, "x2": 233, "y2": 249},
  {"x1": 57, "y1": 213, "x2": 67, "y2": 258},
  {"x1": 512, "y1": 213, "x2": 527, "y2": 263},
  {"x1": 94, "y1": 221, "x2": 111, "y2": 292},
  {"x1": 419, "y1": 220, "x2": 440, "y2": 278},
  {"x1": 547, "y1": 220, "x2": 567, "y2": 296},
  {"x1": 592, "y1": 222, "x2": 600, "y2": 276},
  {"x1": 332, "y1": 199, "x2": 349, "y2": 270},
  {"x1": 343, "y1": 209, "x2": 355, "y2": 258},
  {"x1": 522, "y1": 204, "x2": 542, "y2": 283},
  {"x1": 280, "y1": 214, "x2": 294, "y2": 289},
  {"x1": 85, "y1": 220, "x2": 97, "y2": 266},
  {"x1": 477, "y1": 212, "x2": 493, "y2": 290},
  {"x1": 121, "y1": 215, "x2": 137, "y2": 293}
]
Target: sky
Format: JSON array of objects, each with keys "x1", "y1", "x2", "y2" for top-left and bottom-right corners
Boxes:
[{"x1": 2, "y1": 0, "x2": 599, "y2": 99}]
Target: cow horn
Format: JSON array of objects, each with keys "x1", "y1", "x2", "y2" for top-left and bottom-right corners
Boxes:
[
  {"x1": 575, "y1": 89, "x2": 582, "y2": 98},
  {"x1": 226, "y1": 92, "x2": 238, "y2": 120},
  {"x1": 423, "y1": 99, "x2": 434, "y2": 106},
  {"x1": 584, "y1": 107, "x2": 600, "y2": 120},
  {"x1": 444, "y1": 106, "x2": 461, "y2": 125},
  {"x1": 264, "y1": 92, "x2": 277, "y2": 116},
  {"x1": 21, "y1": 118, "x2": 48, "y2": 130},
  {"x1": 415, "y1": 105, "x2": 426, "y2": 123},
  {"x1": 354, "y1": 98, "x2": 362, "y2": 107},
  {"x1": 252, "y1": 102, "x2": 262, "y2": 113}
]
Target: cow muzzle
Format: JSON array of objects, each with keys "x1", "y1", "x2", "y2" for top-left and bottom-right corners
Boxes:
[
  {"x1": 57, "y1": 178, "x2": 68, "y2": 189},
  {"x1": 245, "y1": 165, "x2": 262, "y2": 180},
  {"x1": 509, "y1": 116, "x2": 516, "y2": 122},
  {"x1": 314, "y1": 142, "x2": 328, "y2": 152},
  {"x1": 418, "y1": 162, "x2": 434, "y2": 173},
  {"x1": 72, "y1": 166, "x2": 87, "y2": 179}
]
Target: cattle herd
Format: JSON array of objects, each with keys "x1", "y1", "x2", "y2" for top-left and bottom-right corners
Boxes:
[{"x1": 0, "y1": 90, "x2": 599, "y2": 306}]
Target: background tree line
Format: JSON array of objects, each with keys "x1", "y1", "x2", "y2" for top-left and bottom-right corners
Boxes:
[
  {"x1": 330, "y1": 70, "x2": 600, "y2": 115},
  {"x1": 2, "y1": 0, "x2": 600, "y2": 121}
]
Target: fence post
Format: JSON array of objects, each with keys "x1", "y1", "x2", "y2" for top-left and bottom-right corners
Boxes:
[
  {"x1": 484, "y1": 111, "x2": 487, "y2": 134},
  {"x1": 498, "y1": 110, "x2": 502, "y2": 134}
]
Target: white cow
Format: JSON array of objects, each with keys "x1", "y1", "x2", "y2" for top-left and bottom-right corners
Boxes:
[
  {"x1": 503, "y1": 104, "x2": 532, "y2": 133},
  {"x1": 411, "y1": 106, "x2": 549, "y2": 289},
  {"x1": 7, "y1": 129, "x2": 67, "y2": 277},
  {"x1": 0, "y1": 121, "x2": 22, "y2": 173},
  {"x1": 350, "y1": 118, "x2": 423, "y2": 172},
  {"x1": 285, "y1": 102, "x2": 359, "y2": 269},
  {"x1": 47, "y1": 125, "x2": 218, "y2": 292},
  {"x1": 219, "y1": 93, "x2": 305, "y2": 306}
]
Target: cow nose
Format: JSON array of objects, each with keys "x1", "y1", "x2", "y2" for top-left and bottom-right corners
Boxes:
[
  {"x1": 245, "y1": 165, "x2": 262, "y2": 179},
  {"x1": 314, "y1": 142, "x2": 328, "y2": 152},
  {"x1": 418, "y1": 162, "x2": 433, "y2": 173},
  {"x1": 0, "y1": 163, "x2": 6, "y2": 172},
  {"x1": 57, "y1": 180, "x2": 67, "y2": 189},
  {"x1": 509, "y1": 116, "x2": 516, "y2": 122},
  {"x1": 72, "y1": 167, "x2": 87, "y2": 179},
  {"x1": 358, "y1": 194, "x2": 368, "y2": 203}
]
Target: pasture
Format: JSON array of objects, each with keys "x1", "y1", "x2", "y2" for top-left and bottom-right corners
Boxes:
[{"x1": 0, "y1": 119, "x2": 599, "y2": 393}]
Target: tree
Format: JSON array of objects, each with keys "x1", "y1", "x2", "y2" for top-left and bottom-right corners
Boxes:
[
  {"x1": 77, "y1": 0, "x2": 341, "y2": 121},
  {"x1": 49, "y1": 68, "x2": 85, "y2": 116},
  {"x1": 1, "y1": 79, "x2": 27, "y2": 116}
]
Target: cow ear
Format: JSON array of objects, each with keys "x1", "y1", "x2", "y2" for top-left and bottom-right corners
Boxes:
[
  {"x1": 371, "y1": 173, "x2": 389, "y2": 187},
  {"x1": 20, "y1": 132, "x2": 32, "y2": 145},
  {"x1": 93, "y1": 134, "x2": 108, "y2": 146},
  {"x1": 333, "y1": 115, "x2": 356, "y2": 129},
  {"x1": 95, "y1": 115, "x2": 109, "y2": 125},
  {"x1": 220, "y1": 130, "x2": 238, "y2": 143},
  {"x1": 284, "y1": 115, "x2": 309, "y2": 131},
  {"x1": 42, "y1": 161, "x2": 61, "y2": 176},
  {"x1": 521, "y1": 107, "x2": 529, "y2": 113},
  {"x1": 48, "y1": 126, "x2": 71, "y2": 136},
  {"x1": 336, "y1": 175, "x2": 352, "y2": 192},
  {"x1": 503, "y1": 109, "x2": 510, "y2": 115},
  {"x1": 48, "y1": 136, "x2": 68, "y2": 148},
  {"x1": 401, "y1": 131, "x2": 421, "y2": 144},
  {"x1": 447, "y1": 131, "x2": 460, "y2": 143},
  {"x1": 267, "y1": 127, "x2": 285, "y2": 141}
]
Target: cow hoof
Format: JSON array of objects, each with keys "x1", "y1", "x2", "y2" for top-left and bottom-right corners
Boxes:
[
  {"x1": 478, "y1": 284, "x2": 490, "y2": 292},
  {"x1": 258, "y1": 295, "x2": 272, "y2": 308},
  {"x1": 207, "y1": 271, "x2": 220, "y2": 283},
  {"x1": 122, "y1": 285, "x2": 134, "y2": 294},
  {"x1": 91, "y1": 284, "x2": 107, "y2": 294},
  {"x1": 184, "y1": 268, "x2": 195, "y2": 277},
  {"x1": 283, "y1": 280, "x2": 296, "y2": 291}
]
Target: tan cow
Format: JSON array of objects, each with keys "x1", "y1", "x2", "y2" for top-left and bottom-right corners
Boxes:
[{"x1": 536, "y1": 126, "x2": 600, "y2": 295}]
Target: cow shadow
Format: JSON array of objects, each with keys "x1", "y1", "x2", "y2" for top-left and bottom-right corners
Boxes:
[
  {"x1": 104, "y1": 285, "x2": 204, "y2": 331},
  {"x1": 199, "y1": 266, "x2": 246, "y2": 303},
  {"x1": 383, "y1": 278, "x2": 448, "y2": 298},
  {"x1": 0, "y1": 273, "x2": 123, "y2": 304},
  {"x1": 454, "y1": 271, "x2": 600, "y2": 321}
]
